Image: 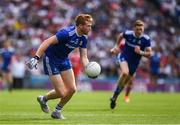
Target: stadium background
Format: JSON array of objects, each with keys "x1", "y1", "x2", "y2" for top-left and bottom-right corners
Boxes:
[{"x1": 0, "y1": 0, "x2": 179, "y2": 92}]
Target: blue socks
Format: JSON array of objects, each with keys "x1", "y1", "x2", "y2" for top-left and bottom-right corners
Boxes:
[
  {"x1": 114, "y1": 86, "x2": 123, "y2": 95},
  {"x1": 112, "y1": 86, "x2": 124, "y2": 100}
]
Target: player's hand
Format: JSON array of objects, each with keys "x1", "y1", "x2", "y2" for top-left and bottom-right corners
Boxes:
[
  {"x1": 26, "y1": 56, "x2": 39, "y2": 70},
  {"x1": 110, "y1": 46, "x2": 119, "y2": 54},
  {"x1": 134, "y1": 46, "x2": 141, "y2": 54}
]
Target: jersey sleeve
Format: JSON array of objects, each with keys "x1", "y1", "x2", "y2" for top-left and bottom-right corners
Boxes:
[
  {"x1": 145, "y1": 39, "x2": 151, "y2": 48},
  {"x1": 55, "y1": 29, "x2": 69, "y2": 44},
  {"x1": 79, "y1": 36, "x2": 88, "y2": 48},
  {"x1": 122, "y1": 30, "x2": 131, "y2": 39},
  {"x1": 143, "y1": 35, "x2": 151, "y2": 48},
  {"x1": 122, "y1": 31, "x2": 127, "y2": 39}
]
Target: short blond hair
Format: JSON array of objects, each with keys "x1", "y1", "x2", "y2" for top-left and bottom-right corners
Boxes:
[
  {"x1": 134, "y1": 20, "x2": 144, "y2": 27},
  {"x1": 75, "y1": 14, "x2": 93, "y2": 26}
]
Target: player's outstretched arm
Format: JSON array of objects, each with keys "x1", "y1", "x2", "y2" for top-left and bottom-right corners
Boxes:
[
  {"x1": 26, "y1": 35, "x2": 58, "y2": 70},
  {"x1": 35, "y1": 35, "x2": 58, "y2": 58},
  {"x1": 110, "y1": 33, "x2": 124, "y2": 54}
]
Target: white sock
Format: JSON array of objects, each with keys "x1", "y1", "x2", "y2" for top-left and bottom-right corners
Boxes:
[{"x1": 55, "y1": 104, "x2": 62, "y2": 112}]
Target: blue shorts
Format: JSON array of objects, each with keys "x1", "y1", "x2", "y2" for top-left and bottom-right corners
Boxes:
[
  {"x1": 43, "y1": 55, "x2": 72, "y2": 75},
  {"x1": 117, "y1": 54, "x2": 139, "y2": 76}
]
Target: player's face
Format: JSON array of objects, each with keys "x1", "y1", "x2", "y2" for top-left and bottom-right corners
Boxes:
[
  {"x1": 80, "y1": 21, "x2": 92, "y2": 35},
  {"x1": 134, "y1": 25, "x2": 144, "y2": 37},
  {"x1": 4, "y1": 42, "x2": 11, "y2": 49}
]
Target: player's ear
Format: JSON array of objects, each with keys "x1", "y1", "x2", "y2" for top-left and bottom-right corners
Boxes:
[
  {"x1": 77, "y1": 24, "x2": 83, "y2": 29},
  {"x1": 142, "y1": 26, "x2": 144, "y2": 32}
]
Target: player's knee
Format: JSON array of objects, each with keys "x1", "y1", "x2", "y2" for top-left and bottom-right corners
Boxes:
[
  {"x1": 56, "y1": 89, "x2": 66, "y2": 98},
  {"x1": 122, "y1": 72, "x2": 129, "y2": 77},
  {"x1": 61, "y1": 92, "x2": 66, "y2": 98},
  {"x1": 65, "y1": 87, "x2": 76, "y2": 96},
  {"x1": 67, "y1": 87, "x2": 76, "y2": 95}
]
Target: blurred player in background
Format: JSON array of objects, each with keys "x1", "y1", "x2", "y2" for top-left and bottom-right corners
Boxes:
[
  {"x1": 26, "y1": 14, "x2": 93, "y2": 119},
  {"x1": 149, "y1": 47, "x2": 161, "y2": 91},
  {"x1": 0, "y1": 40, "x2": 14, "y2": 92},
  {"x1": 110, "y1": 20, "x2": 152, "y2": 109}
]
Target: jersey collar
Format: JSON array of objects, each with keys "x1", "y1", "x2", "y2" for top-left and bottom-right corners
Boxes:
[{"x1": 133, "y1": 31, "x2": 143, "y2": 38}]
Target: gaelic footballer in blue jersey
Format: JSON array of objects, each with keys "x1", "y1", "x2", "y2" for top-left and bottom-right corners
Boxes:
[
  {"x1": 110, "y1": 20, "x2": 152, "y2": 109},
  {"x1": 26, "y1": 14, "x2": 93, "y2": 119},
  {"x1": 0, "y1": 40, "x2": 14, "y2": 92}
]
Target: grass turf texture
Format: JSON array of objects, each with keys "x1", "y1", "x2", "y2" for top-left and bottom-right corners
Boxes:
[{"x1": 0, "y1": 90, "x2": 180, "y2": 124}]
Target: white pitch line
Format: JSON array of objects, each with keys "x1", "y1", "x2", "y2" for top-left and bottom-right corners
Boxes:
[
  {"x1": 68, "y1": 113, "x2": 170, "y2": 117},
  {"x1": 0, "y1": 113, "x2": 170, "y2": 117}
]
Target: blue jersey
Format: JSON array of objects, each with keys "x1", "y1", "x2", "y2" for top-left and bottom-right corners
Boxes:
[
  {"x1": 45, "y1": 25, "x2": 87, "y2": 61},
  {"x1": 0, "y1": 48, "x2": 14, "y2": 72},
  {"x1": 43, "y1": 25, "x2": 88, "y2": 75},
  {"x1": 118, "y1": 30, "x2": 151, "y2": 75}
]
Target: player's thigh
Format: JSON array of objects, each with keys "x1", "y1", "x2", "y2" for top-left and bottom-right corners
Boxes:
[
  {"x1": 60, "y1": 69, "x2": 76, "y2": 91},
  {"x1": 49, "y1": 74, "x2": 65, "y2": 93},
  {"x1": 2, "y1": 72, "x2": 10, "y2": 80},
  {"x1": 119, "y1": 61, "x2": 129, "y2": 75}
]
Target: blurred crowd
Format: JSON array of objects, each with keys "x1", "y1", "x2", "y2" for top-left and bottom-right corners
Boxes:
[{"x1": 0, "y1": 0, "x2": 179, "y2": 89}]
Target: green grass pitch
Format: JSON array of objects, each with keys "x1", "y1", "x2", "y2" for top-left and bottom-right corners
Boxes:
[{"x1": 0, "y1": 90, "x2": 180, "y2": 124}]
